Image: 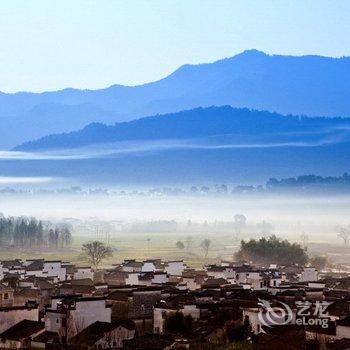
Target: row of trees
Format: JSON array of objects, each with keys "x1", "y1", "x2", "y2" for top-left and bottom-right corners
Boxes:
[
  {"x1": 0, "y1": 215, "x2": 72, "y2": 248},
  {"x1": 267, "y1": 173, "x2": 350, "y2": 188},
  {"x1": 176, "y1": 238, "x2": 212, "y2": 258}
]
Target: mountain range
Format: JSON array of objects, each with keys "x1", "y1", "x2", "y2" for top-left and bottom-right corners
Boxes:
[
  {"x1": 3, "y1": 106, "x2": 350, "y2": 185},
  {"x1": 2, "y1": 49, "x2": 350, "y2": 148},
  {"x1": 14, "y1": 106, "x2": 350, "y2": 151}
]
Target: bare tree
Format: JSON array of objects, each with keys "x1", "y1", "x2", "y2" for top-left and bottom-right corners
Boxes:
[
  {"x1": 338, "y1": 227, "x2": 350, "y2": 245},
  {"x1": 82, "y1": 241, "x2": 112, "y2": 269},
  {"x1": 200, "y1": 239, "x2": 211, "y2": 258}
]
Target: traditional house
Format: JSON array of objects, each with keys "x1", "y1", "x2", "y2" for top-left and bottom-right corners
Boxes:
[
  {"x1": 70, "y1": 320, "x2": 135, "y2": 349},
  {"x1": 0, "y1": 302, "x2": 39, "y2": 333},
  {"x1": 0, "y1": 283, "x2": 14, "y2": 307},
  {"x1": 0, "y1": 320, "x2": 44, "y2": 349},
  {"x1": 44, "y1": 295, "x2": 111, "y2": 340}
]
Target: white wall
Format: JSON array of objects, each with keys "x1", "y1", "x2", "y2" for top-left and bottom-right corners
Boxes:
[
  {"x1": 68, "y1": 299, "x2": 111, "y2": 338},
  {"x1": 74, "y1": 268, "x2": 94, "y2": 280},
  {"x1": 142, "y1": 262, "x2": 156, "y2": 273},
  {"x1": 152, "y1": 273, "x2": 168, "y2": 284},
  {"x1": 125, "y1": 273, "x2": 139, "y2": 285},
  {"x1": 165, "y1": 261, "x2": 185, "y2": 276},
  {"x1": 0, "y1": 307, "x2": 39, "y2": 333},
  {"x1": 43, "y1": 262, "x2": 66, "y2": 281},
  {"x1": 336, "y1": 325, "x2": 350, "y2": 339},
  {"x1": 300, "y1": 267, "x2": 318, "y2": 282}
]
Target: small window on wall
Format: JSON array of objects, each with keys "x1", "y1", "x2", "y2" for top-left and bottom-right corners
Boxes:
[
  {"x1": 56, "y1": 318, "x2": 60, "y2": 324},
  {"x1": 4, "y1": 293, "x2": 9, "y2": 299}
]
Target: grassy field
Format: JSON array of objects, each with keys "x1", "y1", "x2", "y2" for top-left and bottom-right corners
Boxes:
[
  {"x1": 1, "y1": 231, "x2": 349, "y2": 268},
  {"x1": 0, "y1": 231, "x2": 238, "y2": 268}
]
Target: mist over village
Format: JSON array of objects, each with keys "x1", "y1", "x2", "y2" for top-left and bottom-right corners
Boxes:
[{"x1": 1, "y1": 1, "x2": 350, "y2": 350}]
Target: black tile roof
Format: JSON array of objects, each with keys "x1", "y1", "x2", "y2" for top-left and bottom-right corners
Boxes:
[{"x1": 0, "y1": 320, "x2": 44, "y2": 341}]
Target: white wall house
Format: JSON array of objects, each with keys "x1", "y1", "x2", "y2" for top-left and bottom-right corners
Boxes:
[
  {"x1": 125, "y1": 272, "x2": 140, "y2": 285},
  {"x1": 45, "y1": 296, "x2": 112, "y2": 339},
  {"x1": 141, "y1": 262, "x2": 156, "y2": 273},
  {"x1": 299, "y1": 267, "x2": 318, "y2": 282},
  {"x1": 0, "y1": 263, "x2": 4, "y2": 281},
  {"x1": 1, "y1": 260, "x2": 26, "y2": 279},
  {"x1": 0, "y1": 304, "x2": 39, "y2": 333},
  {"x1": 74, "y1": 267, "x2": 94, "y2": 280},
  {"x1": 152, "y1": 272, "x2": 168, "y2": 285},
  {"x1": 165, "y1": 261, "x2": 185, "y2": 276},
  {"x1": 43, "y1": 261, "x2": 67, "y2": 282}
]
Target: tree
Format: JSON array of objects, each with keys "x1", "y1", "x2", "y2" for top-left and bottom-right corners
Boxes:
[
  {"x1": 48, "y1": 229, "x2": 56, "y2": 248},
  {"x1": 176, "y1": 241, "x2": 185, "y2": 250},
  {"x1": 200, "y1": 186, "x2": 210, "y2": 193},
  {"x1": 36, "y1": 221, "x2": 44, "y2": 247},
  {"x1": 226, "y1": 316, "x2": 252, "y2": 343},
  {"x1": 164, "y1": 312, "x2": 192, "y2": 336},
  {"x1": 60, "y1": 226, "x2": 72, "y2": 247},
  {"x1": 0, "y1": 214, "x2": 70, "y2": 249},
  {"x1": 236, "y1": 235, "x2": 308, "y2": 266},
  {"x1": 338, "y1": 227, "x2": 350, "y2": 245},
  {"x1": 82, "y1": 241, "x2": 112, "y2": 269},
  {"x1": 54, "y1": 228, "x2": 60, "y2": 248},
  {"x1": 200, "y1": 239, "x2": 211, "y2": 258}
]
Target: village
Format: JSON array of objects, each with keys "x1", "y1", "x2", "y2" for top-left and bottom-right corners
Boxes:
[{"x1": 0, "y1": 257, "x2": 349, "y2": 349}]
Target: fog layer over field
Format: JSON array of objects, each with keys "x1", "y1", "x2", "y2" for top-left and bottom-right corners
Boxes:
[{"x1": 0, "y1": 191, "x2": 349, "y2": 243}]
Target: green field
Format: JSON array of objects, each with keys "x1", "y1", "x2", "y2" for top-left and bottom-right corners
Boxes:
[
  {"x1": 1, "y1": 230, "x2": 349, "y2": 269},
  {"x1": 0, "y1": 231, "x2": 238, "y2": 268}
]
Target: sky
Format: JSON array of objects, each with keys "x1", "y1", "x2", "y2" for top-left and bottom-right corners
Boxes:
[{"x1": 0, "y1": 0, "x2": 349, "y2": 92}]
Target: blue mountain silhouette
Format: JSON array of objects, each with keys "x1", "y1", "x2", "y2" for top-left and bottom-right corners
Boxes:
[
  {"x1": 14, "y1": 106, "x2": 350, "y2": 151},
  {"x1": 2, "y1": 50, "x2": 350, "y2": 148}
]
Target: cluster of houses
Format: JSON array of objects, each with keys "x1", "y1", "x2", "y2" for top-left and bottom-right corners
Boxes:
[{"x1": 0, "y1": 258, "x2": 349, "y2": 349}]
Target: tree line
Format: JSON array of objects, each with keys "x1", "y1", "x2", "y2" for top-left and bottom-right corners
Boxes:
[
  {"x1": 0, "y1": 214, "x2": 72, "y2": 248},
  {"x1": 267, "y1": 173, "x2": 350, "y2": 189}
]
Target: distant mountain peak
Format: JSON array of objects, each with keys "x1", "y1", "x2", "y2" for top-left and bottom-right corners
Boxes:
[{"x1": 238, "y1": 49, "x2": 267, "y2": 57}]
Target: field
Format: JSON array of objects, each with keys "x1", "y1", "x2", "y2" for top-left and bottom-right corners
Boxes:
[
  {"x1": 0, "y1": 231, "x2": 236, "y2": 268},
  {"x1": 1, "y1": 230, "x2": 350, "y2": 270},
  {"x1": 1, "y1": 191, "x2": 350, "y2": 268}
]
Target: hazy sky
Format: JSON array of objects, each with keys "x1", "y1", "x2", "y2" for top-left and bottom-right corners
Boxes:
[{"x1": 1, "y1": 0, "x2": 349, "y2": 92}]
